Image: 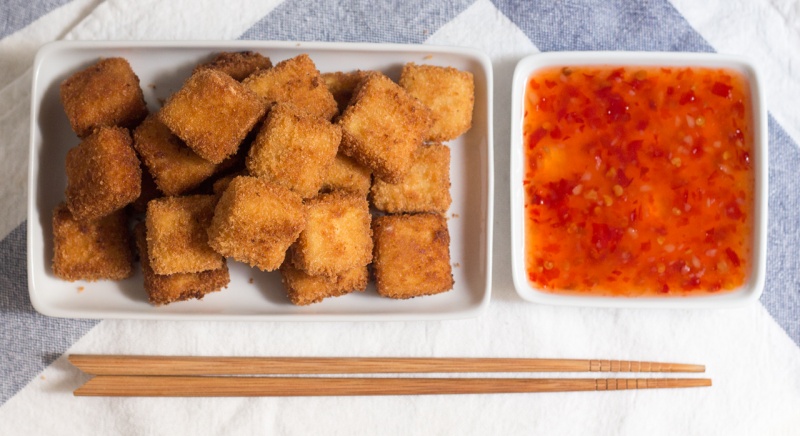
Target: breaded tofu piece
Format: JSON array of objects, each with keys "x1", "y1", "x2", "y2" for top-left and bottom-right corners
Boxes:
[
  {"x1": 320, "y1": 153, "x2": 372, "y2": 196},
  {"x1": 158, "y1": 69, "x2": 265, "y2": 164},
  {"x1": 52, "y1": 203, "x2": 133, "y2": 281},
  {"x1": 291, "y1": 191, "x2": 372, "y2": 277},
  {"x1": 130, "y1": 167, "x2": 161, "y2": 214},
  {"x1": 321, "y1": 70, "x2": 368, "y2": 115},
  {"x1": 246, "y1": 103, "x2": 341, "y2": 198},
  {"x1": 370, "y1": 143, "x2": 451, "y2": 213},
  {"x1": 338, "y1": 72, "x2": 432, "y2": 183},
  {"x1": 280, "y1": 260, "x2": 368, "y2": 306},
  {"x1": 60, "y1": 57, "x2": 148, "y2": 138},
  {"x1": 372, "y1": 213, "x2": 453, "y2": 299},
  {"x1": 194, "y1": 51, "x2": 273, "y2": 81},
  {"x1": 65, "y1": 126, "x2": 141, "y2": 221},
  {"x1": 211, "y1": 171, "x2": 242, "y2": 198},
  {"x1": 399, "y1": 63, "x2": 474, "y2": 141},
  {"x1": 145, "y1": 195, "x2": 222, "y2": 275},
  {"x1": 207, "y1": 176, "x2": 305, "y2": 271},
  {"x1": 134, "y1": 224, "x2": 228, "y2": 306},
  {"x1": 243, "y1": 54, "x2": 337, "y2": 120},
  {"x1": 133, "y1": 114, "x2": 221, "y2": 196}
]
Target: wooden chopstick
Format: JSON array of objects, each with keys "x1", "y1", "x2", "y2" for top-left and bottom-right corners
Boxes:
[
  {"x1": 73, "y1": 375, "x2": 712, "y2": 397},
  {"x1": 68, "y1": 355, "x2": 705, "y2": 376}
]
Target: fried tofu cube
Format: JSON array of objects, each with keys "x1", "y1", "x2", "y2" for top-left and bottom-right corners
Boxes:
[
  {"x1": 338, "y1": 72, "x2": 432, "y2": 183},
  {"x1": 133, "y1": 114, "x2": 221, "y2": 196},
  {"x1": 158, "y1": 69, "x2": 265, "y2": 164},
  {"x1": 65, "y1": 126, "x2": 141, "y2": 221},
  {"x1": 370, "y1": 143, "x2": 451, "y2": 213},
  {"x1": 134, "y1": 224, "x2": 228, "y2": 306},
  {"x1": 145, "y1": 195, "x2": 222, "y2": 275},
  {"x1": 194, "y1": 51, "x2": 273, "y2": 81},
  {"x1": 211, "y1": 171, "x2": 242, "y2": 198},
  {"x1": 321, "y1": 70, "x2": 368, "y2": 115},
  {"x1": 399, "y1": 63, "x2": 474, "y2": 141},
  {"x1": 52, "y1": 203, "x2": 133, "y2": 281},
  {"x1": 280, "y1": 260, "x2": 368, "y2": 306},
  {"x1": 246, "y1": 103, "x2": 341, "y2": 198},
  {"x1": 207, "y1": 176, "x2": 305, "y2": 271},
  {"x1": 243, "y1": 54, "x2": 337, "y2": 120},
  {"x1": 130, "y1": 167, "x2": 161, "y2": 214},
  {"x1": 291, "y1": 191, "x2": 372, "y2": 277},
  {"x1": 372, "y1": 214, "x2": 453, "y2": 299},
  {"x1": 60, "y1": 57, "x2": 148, "y2": 138},
  {"x1": 320, "y1": 153, "x2": 372, "y2": 196}
]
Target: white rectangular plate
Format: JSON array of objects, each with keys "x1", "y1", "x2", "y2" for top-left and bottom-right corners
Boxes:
[{"x1": 28, "y1": 41, "x2": 494, "y2": 320}]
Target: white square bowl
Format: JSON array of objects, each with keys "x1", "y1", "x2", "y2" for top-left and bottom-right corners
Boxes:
[
  {"x1": 510, "y1": 51, "x2": 767, "y2": 308},
  {"x1": 28, "y1": 40, "x2": 493, "y2": 320}
]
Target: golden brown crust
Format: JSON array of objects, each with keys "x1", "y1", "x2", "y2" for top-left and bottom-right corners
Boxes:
[
  {"x1": 321, "y1": 70, "x2": 370, "y2": 116},
  {"x1": 60, "y1": 57, "x2": 148, "y2": 138},
  {"x1": 158, "y1": 69, "x2": 266, "y2": 164},
  {"x1": 243, "y1": 54, "x2": 338, "y2": 120},
  {"x1": 291, "y1": 191, "x2": 372, "y2": 277},
  {"x1": 145, "y1": 195, "x2": 222, "y2": 275},
  {"x1": 337, "y1": 72, "x2": 432, "y2": 183},
  {"x1": 372, "y1": 213, "x2": 453, "y2": 299},
  {"x1": 399, "y1": 63, "x2": 474, "y2": 141},
  {"x1": 280, "y1": 260, "x2": 368, "y2": 306},
  {"x1": 245, "y1": 103, "x2": 341, "y2": 198},
  {"x1": 65, "y1": 126, "x2": 141, "y2": 221},
  {"x1": 194, "y1": 51, "x2": 273, "y2": 81},
  {"x1": 134, "y1": 223, "x2": 228, "y2": 306},
  {"x1": 130, "y1": 167, "x2": 162, "y2": 214},
  {"x1": 370, "y1": 143, "x2": 451, "y2": 213},
  {"x1": 133, "y1": 114, "x2": 220, "y2": 196},
  {"x1": 207, "y1": 176, "x2": 306, "y2": 271},
  {"x1": 320, "y1": 153, "x2": 372, "y2": 196},
  {"x1": 52, "y1": 203, "x2": 133, "y2": 281}
]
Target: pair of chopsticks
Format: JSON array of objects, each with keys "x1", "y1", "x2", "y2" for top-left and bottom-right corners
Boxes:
[{"x1": 69, "y1": 355, "x2": 711, "y2": 397}]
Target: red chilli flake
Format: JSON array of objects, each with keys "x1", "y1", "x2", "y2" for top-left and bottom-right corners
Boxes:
[{"x1": 711, "y1": 81, "x2": 733, "y2": 98}]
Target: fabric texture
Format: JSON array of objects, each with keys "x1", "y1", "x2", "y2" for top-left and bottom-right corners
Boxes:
[{"x1": 0, "y1": 0, "x2": 798, "y2": 434}]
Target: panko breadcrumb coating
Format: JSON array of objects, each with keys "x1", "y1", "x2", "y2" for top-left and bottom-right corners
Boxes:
[
  {"x1": 372, "y1": 213, "x2": 453, "y2": 299},
  {"x1": 158, "y1": 69, "x2": 265, "y2": 164},
  {"x1": 320, "y1": 153, "x2": 372, "y2": 196},
  {"x1": 211, "y1": 171, "x2": 243, "y2": 198},
  {"x1": 52, "y1": 203, "x2": 133, "y2": 281},
  {"x1": 321, "y1": 70, "x2": 369, "y2": 116},
  {"x1": 370, "y1": 143, "x2": 451, "y2": 213},
  {"x1": 133, "y1": 114, "x2": 221, "y2": 196},
  {"x1": 194, "y1": 51, "x2": 273, "y2": 81},
  {"x1": 243, "y1": 54, "x2": 338, "y2": 120},
  {"x1": 134, "y1": 224, "x2": 228, "y2": 306},
  {"x1": 207, "y1": 176, "x2": 306, "y2": 271},
  {"x1": 291, "y1": 191, "x2": 372, "y2": 277},
  {"x1": 60, "y1": 57, "x2": 148, "y2": 138},
  {"x1": 280, "y1": 260, "x2": 368, "y2": 306},
  {"x1": 246, "y1": 103, "x2": 341, "y2": 198},
  {"x1": 130, "y1": 167, "x2": 161, "y2": 214},
  {"x1": 145, "y1": 195, "x2": 223, "y2": 275},
  {"x1": 338, "y1": 72, "x2": 432, "y2": 183},
  {"x1": 399, "y1": 63, "x2": 474, "y2": 141},
  {"x1": 65, "y1": 126, "x2": 141, "y2": 221}
]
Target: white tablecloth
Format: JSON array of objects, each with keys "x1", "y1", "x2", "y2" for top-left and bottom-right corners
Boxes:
[{"x1": 1, "y1": 1, "x2": 799, "y2": 434}]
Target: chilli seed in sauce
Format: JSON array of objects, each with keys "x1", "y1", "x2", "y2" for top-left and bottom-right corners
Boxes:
[{"x1": 523, "y1": 65, "x2": 754, "y2": 296}]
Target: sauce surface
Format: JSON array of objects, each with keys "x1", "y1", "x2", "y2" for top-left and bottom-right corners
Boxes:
[{"x1": 523, "y1": 65, "x2": 754, "y2": 296}]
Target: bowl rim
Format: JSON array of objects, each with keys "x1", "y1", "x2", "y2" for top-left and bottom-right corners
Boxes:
[{"x1": 509, "y1": 51, "x2": 768, "y2": 308}]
